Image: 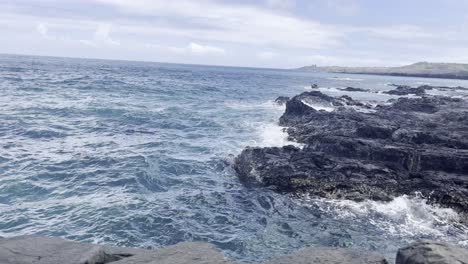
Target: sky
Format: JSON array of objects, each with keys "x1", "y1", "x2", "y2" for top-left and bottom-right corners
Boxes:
[{"x1": 1, "y1": 0, "x2": 468, "y2": 68}]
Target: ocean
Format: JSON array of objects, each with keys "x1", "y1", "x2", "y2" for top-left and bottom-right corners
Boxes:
[{"x1": 1, "y1": 54, "x2": 467, "y2": 262}]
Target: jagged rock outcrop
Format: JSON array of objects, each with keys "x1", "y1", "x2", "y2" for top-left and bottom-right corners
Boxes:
[
  {"x1": 338, "y1": 87, "x2": 370, "y2": 92},
  {"x1": 384, "y1": 85, "x2": 428, "y2": 95},
  {"x1": 275, "y1": 96, "x2": 290, "y2": 105},
  {"x1": 396, "y1": 241, "x2": 468, "y2": 264},
  {"x1": 384, "y1": 84, "x2": 468, "y2": 96},
  {"x1": 234, "y1": 88, "x2": 468, "y2": 214}
]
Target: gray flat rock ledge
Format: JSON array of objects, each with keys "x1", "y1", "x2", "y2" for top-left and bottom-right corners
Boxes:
[
  {"x1": 265, "y1": 247, "x2": 388, "y2": 264},
  {"x1": 3, "y1": 236, "x2": 467, "y2": 264},
  {"x1": 0, "y1": 235, "x2": 389, "y2": 264},
  {"x1": 0, "y1": 235, "x2": 235, "y2": 264},
  {"x1": 396, "y1": 240, "x2": 468, "y2": 264}
]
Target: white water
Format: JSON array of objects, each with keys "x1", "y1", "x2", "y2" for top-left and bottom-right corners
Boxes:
[{"x1": 302, "y1": 194, "x2": 468, "y2": 247}]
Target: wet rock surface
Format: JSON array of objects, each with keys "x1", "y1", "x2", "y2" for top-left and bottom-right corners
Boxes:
[
  {"x1": 274, "y1": 96, "x2": 290, "y2": 105},
  {"x1": 338, "y1": 87, "x2": 370, "y2": 92},
  {"x1": 234, "y1": 86, "x2": 468, "y2": 215},
  {"x1": 385, "y1": 83, "x2": 468, "y2": 95},
  {"x1": 384, "y1": 84, "x2": 428, "y2": 95},
  {"x1": 396, "y1": 241, "x2": 468, "y2": 264}
]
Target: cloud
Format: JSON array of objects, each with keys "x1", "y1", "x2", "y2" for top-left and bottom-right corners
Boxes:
[
  {"x1": 265, "y1": 0, "x2": 296, "y2": 9},
  {"x1": 95, "y1": 24, "x2": 120, "y2": 45},
  {"x1": 257, "y1": 51, "x2": 277, "y2": 60},
  {"x1": 187, "y1": 42, "x2": 225, "y2": 54},
  {"x1": 37, "y1": 22, "x2": 48, "y2": 37},
  {"x1": 324, "y1": 0, "x2": 361, "y2": 16},
  {"x1": 93, "y1": 0, "x2": 343, "y2": 49},
  {"x1": 167, "y1": 42, "x2": 226, "y2": 55},
  {"x1": 79, "y1": 23, "x2": 120, "y2": 47},
  {"x1": 2, "y1": 0, "x2": 468, "y2": 67},
  {"x1": 363, "y1": 25, "x2": 433, "y2": 40}
]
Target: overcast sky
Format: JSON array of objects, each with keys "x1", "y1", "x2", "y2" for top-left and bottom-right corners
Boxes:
[{"x1": 1, "y1": 0, "x2": 468, "y2": 68}]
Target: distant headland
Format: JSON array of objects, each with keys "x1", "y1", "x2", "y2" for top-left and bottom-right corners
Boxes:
[{"x1": 297, "y1": 62, "x2": 468, "y2": 80}]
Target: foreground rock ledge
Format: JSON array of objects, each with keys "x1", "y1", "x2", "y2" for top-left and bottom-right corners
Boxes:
[
  {"x1": 234, "y1": 88, "x2": 468, "y2": 215},
  {"x1": 1, "y1": 236, "x2": 468, "y2": 264},
  {"x1": 0, "y1": 235, "x2": 388, "y2": 264}
]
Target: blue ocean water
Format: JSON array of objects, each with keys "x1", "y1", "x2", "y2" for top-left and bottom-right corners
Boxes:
[{"x1": 1, "y1": 54, "x2": 468, "y2": 262}]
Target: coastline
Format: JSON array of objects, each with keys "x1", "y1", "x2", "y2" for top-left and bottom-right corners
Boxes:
[
  {"x1": 297, "y1": 62, "x2": 468, "y2": 81},
  {"x1": 324, "y1": 71, "x2": 468, "y2": 81}
]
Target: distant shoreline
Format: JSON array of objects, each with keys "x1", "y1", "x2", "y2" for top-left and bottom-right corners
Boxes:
[
  {"x1": 297, "y1": 62, "x2": 468, "y2": 80},
  {"x1": 316, "y1": 71, "x2": 468, "y2": 80}
]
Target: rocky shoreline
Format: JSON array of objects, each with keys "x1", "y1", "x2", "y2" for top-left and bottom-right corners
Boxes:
[
  {"x1": 1, "y1": 235, "x2": 467, "y2": 263},
  {"x1": 235, "y1": 85, "x2": 468, "y2": 218}
]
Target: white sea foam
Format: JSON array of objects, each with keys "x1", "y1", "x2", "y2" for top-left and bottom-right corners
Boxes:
[
  {"x1": 300, "y1": 99, "x2": 334, "y2": 112},
  {"x1": 231, "y1": 100, "x2": 304, "y2": 148},
  {"x1": 225, "y1": 100, "x2": 285, "y2": 112},
  {"x1": 255, "y1": 123, "x2": 302, "y2": 148},
  {"x1": 328, "y1": 77, "x2": 365, "y2": 81},
  {"x1": 302, "y1": 194, "x2": 468, "y2": 244}
]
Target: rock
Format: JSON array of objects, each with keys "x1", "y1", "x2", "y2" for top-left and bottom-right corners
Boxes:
[
  {"x1": 280, "y1": 91, "x2": 371, "y2": 125},
  {"x1": 0, "y1": 235, "x2": 393, "y2": 264},
  {"x1": 396, "y1": 240, "x2": 468, "y2": 264},
  {"x1": 125, "y1": 242, "x2": 236, "y2": 264},
  {"x1": 0, "y1": 235, "x2": 130, "y2": 264},
  {"x1": 234, "y1": 89, "x2": 468, "y2": 215},
  {"x1": 275, "y1": 96, "x2": 290, "y2": 105},
  {"x1": 311, "y1": 83, "x2": 319, "y2": 89},
  {"x1": 384, "y1": 85, "x2": 429, "y2": 96},
  {"x1": 339, "y1": 87, "x2": 370, "y2": 92},
  {"x1": 266, "y1": 247, "x2": 388, "y2": 264},
  {"x1": 0, "y1": 235, "x2": 236, "y2": 264}
]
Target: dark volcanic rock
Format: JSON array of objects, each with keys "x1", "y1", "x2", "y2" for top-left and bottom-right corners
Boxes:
[
  {"x1": 384, "y1": 84, "x2": 428, "y2": 96},
  {"x1": 396, "y1": 241, "x2": 468, "y2": 264},
  {"x1": 385, "y1": 85, "x2": 427, "y2": 95},
  {"x1": 234, "y1": 90, "x2": 468, "y2": 214},
  {"x1": 275, "y1": 96, "x2": 290, "y2": 105},
  {"x1": 339, "y1": 87, "x2": 370, "y2": 92}
]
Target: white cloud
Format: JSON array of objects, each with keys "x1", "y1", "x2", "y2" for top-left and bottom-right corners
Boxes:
[
  {"x1": 37, "y1": 22, "x2": 48, "y2": 37},
  {"x1": 363, "y1": 25, "x2": 433, "y2": 40},
  {"x1": 187, "y1": 42, "x2": 225, "y2": 54},
  {"x1": 323, "y1": 0, "x2": 361, "y2": 16},
  {"x1": 95, "y1": 24, "x2": 120, "y2": 45},
  {"x1": 166, "y1": 42, "x2": 226, "y2": 55},
  {"x1": 80, "y1": 23, "x2": 120, "y2": 47},
  {"x1": 2, "y1": 0, "x2": 467, "y2": 67},
  {"x1": 257, "y1": 51, "x2": 277, "y2": 60},
  {"x1": 265, "y1": 0, "x2": 296, "y2": 9},
  {"x1": 145, "y1": 43, "x2": 163, "y2": 49},
  {"x1": 94, "y1": 0, "x2": 343, "y2": 49},
  {"x1": 79, "y1": 39, "x2": 98, "y2": 47}
]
